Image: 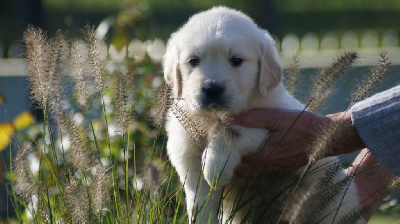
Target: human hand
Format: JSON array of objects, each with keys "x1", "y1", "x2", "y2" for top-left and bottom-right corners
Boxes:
[
  {"x1": 233, "y1": 108, "x2": 366, "y2": 176},
  {"x1": 232, "y1": 108, "x2": 395, "y2": 221},
  {"x1": 348, "y1": 149, "x2": 398, "y2": 221}
]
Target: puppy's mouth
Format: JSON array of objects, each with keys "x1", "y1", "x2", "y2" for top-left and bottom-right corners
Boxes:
[
  {"x1": 198, "y1": 83, "x2": 228, "y2": 110},
  {"x1": 200, "y1": 98, "x2": 228, "y2": 110}
]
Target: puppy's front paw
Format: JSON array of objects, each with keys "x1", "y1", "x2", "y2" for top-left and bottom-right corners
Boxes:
[
  {"x1": 202, "y1": 148, "x2": 218, "y2": 188},
  {"x1": 203, "y1": 160, "x2": 233, "y2": 189},
  {"x1": 214, "y1": 168, "x2": 234, "y2": 189},
  {"x1": 202, "y1": 146, "x2": 235, "y2": 189}
]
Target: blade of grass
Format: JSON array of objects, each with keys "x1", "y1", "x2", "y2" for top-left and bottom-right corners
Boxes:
[{"x1": 125, "y1": 132, "x2": 130, "y2": 223}]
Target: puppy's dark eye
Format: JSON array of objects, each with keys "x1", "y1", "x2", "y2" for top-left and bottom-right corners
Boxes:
[
  {"x1": 230, "y1": 57, "x2": 243, "y2": 67},
  {"x1": 189, "y1": 57, "x2": 200, "y2": 66}
]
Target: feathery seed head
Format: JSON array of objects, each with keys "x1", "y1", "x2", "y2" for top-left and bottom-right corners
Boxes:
[
  {"x1": 170, "y1": 102, "x2": 207, "y2": 145},
  {"x1": 285, "y1": 52, "x2": 300, "y2": 95},
  {"x1": 288, "y1": 162, "x2": 353, "y2": 223},
  {"x1": 59, "y1": 113, "x2": 94, "y2": 171},
  {"x1": 308, "y1": 88, "x2": 333, "y2": 112},
  {"x1": 143, "y1": 162, "x2": 165, "y2": 192},
  {"x1": 24, "y1": 27, "x2": 67, "y2": 114},
  {"x1": 163, "y1": 100, "x2": 240, "y2": 148},
  {"x1": 152, "y1": 84, "x2": 173, "y2": 128},
  {"x1": 70, "y1": 40, "x2": 93, "y2": 107},
  {"x1": 153, "y1": 81, "x2": 238, "y2": 143},
  {"x1": 84, "y1": 25, "x2": 107, "y2": 95},
  {"x1": 90, "y1": 165, "x2": 112, "y2": 214},
  {"x1": 338, "y1": 207, "x2": 370, "y2": 224},
  {"x1": 308, "y1": 120, "x2": 345, "y2": 163},
  {"x1": 24, "y1": 27, "x2": 51, "y2": 109},
  {"x1": 114, "y1": 70, "x2": 135, "y2": 131},
  {"x1": 47, "y1": 31, "x2": 68, "y2": 115},
  {"x1": 64, "y1": 178, "x2": 90, "y2": 223},
  {"x1": 352, "y1": 51, "x2": 391, "y2": 102},
  {"x1": 14, "y1": 142, "x2": 39, "y2": 201},
  {"x1": 203, "y1": 110, "x2": 239, "y2": 142},
  {"x1": 309, "y1": 51, "x2": 358, "y2": 111}
]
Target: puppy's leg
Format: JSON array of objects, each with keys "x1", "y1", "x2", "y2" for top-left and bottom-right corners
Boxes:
[
  {"x1": 183, "y1": 165, "x2": 222, "y2": 224},
  {"x1": 203, "y1": 127, "x2": 269, "y2": 189},
  {"x1": 166, "y1": 118, "x2": 221, "y2": 224}
]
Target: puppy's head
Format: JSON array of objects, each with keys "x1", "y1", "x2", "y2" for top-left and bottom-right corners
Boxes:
[{"x1": 163, "y1": 7, "x2": 282, "y2": 114}]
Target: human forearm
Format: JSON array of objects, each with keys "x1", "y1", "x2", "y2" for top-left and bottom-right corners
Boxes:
[{"x1": 325, "y1": 110, "x2": 366, "y2": 156}]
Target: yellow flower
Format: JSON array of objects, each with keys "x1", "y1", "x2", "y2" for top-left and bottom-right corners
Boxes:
[
  {"x1": 0, "y1": 112, "x2": 34, "y2": 151},
  {"x1": 13, "y1": 112, "x2": 34, "y2": 130},
  {"x1": 0, "y1": 122, "x2": 14, "y2": 151}
]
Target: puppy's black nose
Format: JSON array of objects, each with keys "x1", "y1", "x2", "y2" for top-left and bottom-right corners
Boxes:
[{"x1": 202, "y1": 83, "x2": 224, "y2": 99}]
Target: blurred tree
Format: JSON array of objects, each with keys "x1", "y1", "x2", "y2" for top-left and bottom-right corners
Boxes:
[
  {"x1": 139, "y1": 0, "x2": 400, "y2": 39},
  {"x1": 0, "y1": 0, "x2": 43, "y2": 57}
]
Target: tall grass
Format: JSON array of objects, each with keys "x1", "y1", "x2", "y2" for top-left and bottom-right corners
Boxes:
[
  {"x1": 3, "y1": 24, "x2": 397, "y2": 224},
  {"x1": 3, "y1": 26, "x2": 184, "y2": 223}
]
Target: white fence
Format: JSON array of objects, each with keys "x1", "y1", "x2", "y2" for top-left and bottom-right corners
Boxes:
[
  {"x1": 1, "y1": 29, "x2": 400, "y2": 76},
  {"x1": 277, "y1": 29, "x2": 400, "y2": 67}
]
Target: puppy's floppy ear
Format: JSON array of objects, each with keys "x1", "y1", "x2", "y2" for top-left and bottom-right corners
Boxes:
[
  {"x1": 258, "y1": 33, "x2": 283, "y2": 96},
  {"x1": 163, "y1": 37, "x2": 182, "y2": 99}
]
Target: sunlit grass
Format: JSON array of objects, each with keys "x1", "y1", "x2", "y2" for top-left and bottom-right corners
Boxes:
[
  {"x1": 370, "y1": 213, "x2": 400, "y2": 224},
  {"x1": 4, "y1": 18, "x2": 397, "y2": 223}
]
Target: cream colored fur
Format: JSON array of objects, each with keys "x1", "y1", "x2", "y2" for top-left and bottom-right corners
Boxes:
[{"x1": 163, "y1": 6, "x2": 364, "y2": 224}]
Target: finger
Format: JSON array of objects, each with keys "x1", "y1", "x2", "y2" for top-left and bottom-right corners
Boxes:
[
  {"x1": 232, "y1": 108, "x2": 285, "y2": 129},
  {"x1": 232, "y1": 108, "x2": 305, "y2": 131}
]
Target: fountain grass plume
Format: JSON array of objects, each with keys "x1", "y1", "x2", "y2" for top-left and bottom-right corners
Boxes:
[
  {"x1": 338, "y1": 207, "x2": 371, "y2": 224},
  {"x1": 285, "y1": 52, "x2": 300, "y2": 96},
  {"x1": 307, "y1": 120, "x2": 345, "y2": 163},
  {"x1": 309, "y1": 51, "x2": 358, "y2": 111},
  {"x1": 84, "y1": 25, "x2": 107, "y2": 95},
  {"x1": 142, "y1": 161, "x2": 166, "y2": 192},
  {"x1": 352, "y1": 51, "x2": 391, "y2": 102},
  {"x1": 64, "y1": 178, "x2": 90, "y2": 223},
  {"x1": 90, "y1": 165, "x2": 113, "y2": 214},
  {"x1": 14, "y1": 142, "x2": 51, "y2": 222},
  {"x1": 308, "y1": 88, "x2": 333, "y2": 112},
  {"x1": 170, "y1": 103, "x2": 239, "y2": 147},
  {"x1": 46, "y1": 30, "x2": 68, "y2": 115},
  {"x1": 202, "y1": 109, "x2": 240, "y2": 142},
  {"x1": 311, "y1": 51, "x2": 358, "y2": 96},
  {"x1": 24, "y1": 27, "x2": 67, "y2": 114},
  {"x1": 152, "y1": 84, "x2": 173, "y2": 128},
  {"x1": 288, "y1": 161, "x2": 354, "y2": 223},
  {"x1": 70, "y1": 40, "x2": 92, "y2": 107},
  {"x1": 13, "y1": 142, "x2": 38, "y2": 201},
  {"x1": 114, "y1": 69, "x2": 135, "y2": 131},
  {"x1": 153, "y1": 83, "x2": 238, "y2": 146},
  {"x1": 338, "y1": 173, "x2": 400, "y2": 223},
  {"x1": 339, "y1": 175, "x2": 400, "y2": 224},
  {"x1": 24, "y1": 26, "x2": 49, "y2": 109},
  {"x1": 59, "y1": 113, "x2": 94, "y2": 171},
  {"x1": 170, "y1": 102, "x2": 207, "y2": 145}
]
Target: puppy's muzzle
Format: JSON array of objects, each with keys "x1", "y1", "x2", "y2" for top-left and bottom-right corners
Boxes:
[{"x1": 201, "y1": 83, "x2": 226, "y2": 109}]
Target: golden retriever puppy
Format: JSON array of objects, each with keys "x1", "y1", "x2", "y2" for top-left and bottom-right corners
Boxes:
[{"x1": 163, "y1": 6, "x2": 363, "y2": 224}]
